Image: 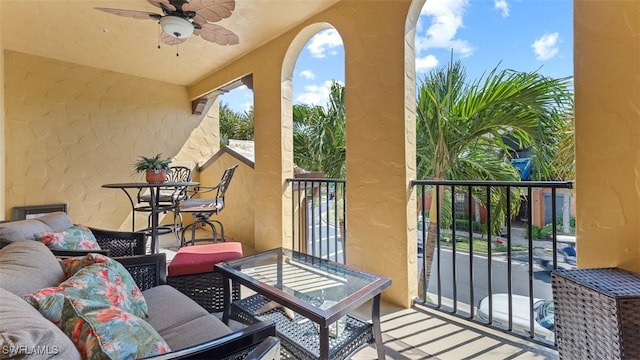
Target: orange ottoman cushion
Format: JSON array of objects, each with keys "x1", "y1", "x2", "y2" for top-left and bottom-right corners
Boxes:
[{"x1": 168, "y1": 242, "x2": 243, "y2": 277}]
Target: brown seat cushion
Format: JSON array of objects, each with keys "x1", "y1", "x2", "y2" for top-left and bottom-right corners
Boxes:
[
  {"x1": 0, "y1": 287, "x2": 81, "y2": 360},
  {"x1": 0, "y1": 241, "x2": 65, "y2": 296},
  {"x1": 143, "y1": 285, "x2": 232, "y2": 351}
]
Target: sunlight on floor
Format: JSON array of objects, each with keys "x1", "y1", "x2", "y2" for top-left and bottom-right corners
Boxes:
[{"x1": 156, "y1": 231, "x2": 558, "y2": 360}]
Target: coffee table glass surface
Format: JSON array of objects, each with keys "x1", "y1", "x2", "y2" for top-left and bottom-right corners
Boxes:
[{"x1": 215, "y1": 247, "x2": 391, "y2": 360}]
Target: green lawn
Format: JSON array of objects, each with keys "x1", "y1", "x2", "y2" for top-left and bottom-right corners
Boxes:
[{"x1": 439, "y1": 236, "x2": 528, "y2": 253}]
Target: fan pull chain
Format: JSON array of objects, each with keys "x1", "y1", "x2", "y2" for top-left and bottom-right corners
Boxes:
[
  {"x1": 176, "y1": 42, "x2": 179, "y2": 57},
  {"x1": 157, "y1": 22, "x2": 161, "y2": 49}
]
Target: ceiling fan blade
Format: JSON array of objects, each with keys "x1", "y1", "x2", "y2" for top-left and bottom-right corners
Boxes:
[
  {"x1": 194, "y1": 23, "x2": 239, "y2": 45},
  {"x1": 95, "y1": 7, "x2": 161, "y2": 20},
  {"x1": 184, "y1": 0, "x2": 235, "y2": 23},
  {"x1": 147, "y1": 0, "x2": 176, "y2": 12},
  {"x1": 161, "y1": 32, "x2": 188, "y2": 45}
]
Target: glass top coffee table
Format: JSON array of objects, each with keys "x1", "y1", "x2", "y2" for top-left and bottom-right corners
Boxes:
[{"x1": 215, "y1": 247, "x2": 391, "y2": 360}]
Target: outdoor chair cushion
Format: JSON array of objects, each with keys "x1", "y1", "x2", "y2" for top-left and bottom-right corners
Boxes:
[
  {"x1": 168, "y1": 242, "x2": 243, "y2": 276},
  {"x1": 0, "y1": 241, "x2": 66, "y2": 296}
]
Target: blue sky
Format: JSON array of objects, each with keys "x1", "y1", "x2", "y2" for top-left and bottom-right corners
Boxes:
[{"x1": 221, "y1": 0, "x2": 573, "y2": 112}]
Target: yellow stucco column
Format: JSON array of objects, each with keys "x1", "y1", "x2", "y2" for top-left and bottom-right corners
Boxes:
[
  {"x1": 575, "y1": 0, "x2": 640, "y2": 271},
  {"x1": 332, "y1": 0, "x2": 417, "y2": 307},
  {"x1": 0, "y1": 2, "x2": 5, "y2": 220},
  {"x1": 252, "y1": 70, "x2": 293, "y2": 252}
]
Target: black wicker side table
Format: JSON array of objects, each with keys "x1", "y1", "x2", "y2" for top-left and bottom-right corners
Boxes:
[
  {"x1": 552, "y1": 268, "x2": 640, "y2": 360},
  {"x1": 230, "y1": 294, "x2": 373, "y2": 360}
]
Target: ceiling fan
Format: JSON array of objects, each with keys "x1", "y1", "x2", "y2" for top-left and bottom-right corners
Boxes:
[{"x1": 96, "y1": 0, "x2": 239, "y2": 47}]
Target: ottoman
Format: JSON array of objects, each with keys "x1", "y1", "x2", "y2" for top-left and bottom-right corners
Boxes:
[{"x1": 167, "y1": 242, "x2": 243, "y2": 312}]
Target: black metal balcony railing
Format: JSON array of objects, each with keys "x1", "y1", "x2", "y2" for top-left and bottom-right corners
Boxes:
[
  {"x1": 287, "y1": 177, "x2": 574, "y2": 348},
  {"x1": 287, "y1": 178, "x2": 346, "y2": 264},
  {"x1": 412, "y1": 179, "x2": 574, "y2": 348}
]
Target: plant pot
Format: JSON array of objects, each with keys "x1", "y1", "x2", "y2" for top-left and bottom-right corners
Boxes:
[{"x1": 146, "y1": 169, "x2": 166, "y2": 184}]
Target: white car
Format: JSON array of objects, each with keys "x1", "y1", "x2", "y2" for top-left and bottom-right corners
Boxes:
[{"x1": 476, "y1": 294, "x2": 555, "y2": 340}]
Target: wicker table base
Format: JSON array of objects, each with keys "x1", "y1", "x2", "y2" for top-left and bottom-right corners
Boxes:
[{"x1": 230, "y1": 294, "x2": 373, "y2": 360}]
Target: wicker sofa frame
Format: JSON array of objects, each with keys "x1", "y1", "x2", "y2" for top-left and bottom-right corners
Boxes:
[
  {"x1": 1, "y1": 227, "x2": 147, "y2": 258},
  {"x1": 0, "y1": 213, "x2": 147, "y2": 258},
  {"x1": 167, "y1": 266, "x2": 241, "y2": 313},
  {"x1": 115, "y1": 253, "x2": 276, "y2": 360}
]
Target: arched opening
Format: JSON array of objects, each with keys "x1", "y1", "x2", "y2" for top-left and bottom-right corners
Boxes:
[{"x1": 282, "y1": 24, "x2": 347, "y2": 262}]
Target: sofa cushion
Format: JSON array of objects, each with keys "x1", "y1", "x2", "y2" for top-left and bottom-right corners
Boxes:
[
  {"x1": 0, "y1": 212, "x2": 73, "y2": 244},
  {"x1": 0, "y1": 241, "x2": 65, "y2": 297},
  {"x1": 34, "y1": 212, "x2": 75, "y2": 232},
  {"x1": 143, "y1": 285, "x2": 232, "y2": 351},
  {"x1": 23, "y1": 254, "x2": 148, "y2": 325},
  {"x1": 59, "y1": 298, "x2": 171, "y2": 359},
  {"x1": 0, "y1": 287, "x2": 81, "y2": 360},
  {"x1": 34, "y1": 225, "x2": 101, "y2": 251}
]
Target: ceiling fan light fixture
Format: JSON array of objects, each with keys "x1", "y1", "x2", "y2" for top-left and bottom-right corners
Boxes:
[{"x1": 160, "y1": 16, "x2": 194, "y2": 38}]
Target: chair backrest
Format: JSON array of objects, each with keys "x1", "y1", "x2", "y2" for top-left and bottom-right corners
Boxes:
[
  {"x1": 215, "y1": 164, "x2": 239, "y2": 201},
  {"x1": 166, "y1": 166, "x2": 192, "y2": 183},
  {"x1": 160, "y1": 166, "x2": 193, "y2": 201}
]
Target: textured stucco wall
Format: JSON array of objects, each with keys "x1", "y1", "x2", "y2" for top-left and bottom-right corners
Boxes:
[
  {"x1": 190, "y1": 0, "x2": 417, "y2": 307},
  {"x1": 575, "y1": 1, "x2": 640, "y2": 271},
  {"x1": 4, "y1": 52, "x2": 202, "y2": 228},
  {"x1": 0, "y1": 3, "x2": 5, "y2": 220}
]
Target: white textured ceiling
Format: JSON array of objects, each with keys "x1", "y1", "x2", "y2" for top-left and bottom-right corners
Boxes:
[{"x1": 1, "y1": 0, "x2": 338, "y2": 85}]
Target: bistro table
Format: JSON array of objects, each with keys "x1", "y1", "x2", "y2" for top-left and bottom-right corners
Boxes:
[
  {"x1": 102, "y1": 181, "x2": 198, "y2": 254},
  {"x1": 216, "y1": 247, "x2": 391, "y2": 360}
]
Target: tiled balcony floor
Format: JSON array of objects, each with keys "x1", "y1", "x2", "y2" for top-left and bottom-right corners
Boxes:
[
  {"x1": 349, "y1": 301, "x2": 557, "y2": 360},
  {"x1": 156, "y1": 229, "x2": 558, "y2": 360}
]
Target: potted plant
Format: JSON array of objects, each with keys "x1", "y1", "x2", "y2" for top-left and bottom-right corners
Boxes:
[{"x1": 134, "y1": 153, "x2": 172, "y2": 184}]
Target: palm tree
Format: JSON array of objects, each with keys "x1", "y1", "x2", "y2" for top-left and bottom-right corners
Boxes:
[
  {"x1": 292, "y1": 82, "x2": 346, "y2": 178},
  {"x1": 416, "y1": 59, "x2": 573, "y2": 296},
  {"x1": 219, "y1": 102, "x2": 254, "y2": 145},
  {"x1": 551, "y1": 110, "x2": 576, "y2": 233}
]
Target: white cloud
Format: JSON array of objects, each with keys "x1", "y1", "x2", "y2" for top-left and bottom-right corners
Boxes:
[
  {"x1": 295, "y1": 80, "x2": 338, "y2": 107},
  {"x1": 416, "y1": 54, "x2": 439, "y2": 73},
  {"x1": 241, "y1": 102, "x2": 253, "y2": 113},
  {"x1": 299, "y1": 69, "x2": 316, "y2": 80},
  {"x1": 494, "y1": 0, "x2": 510, "y2": 18},
  {"x1": 532, "y1": 33, "x2": 560, "y2": 60},
  {"x1": 416, "y1": 0, "x2": 474, "y2": 57},
  {"x1": 306, "y1": 29, "x2": 343, "y2": 59}
]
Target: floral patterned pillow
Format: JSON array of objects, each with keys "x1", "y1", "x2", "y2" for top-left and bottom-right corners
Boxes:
[
  {"x1": 34, "y1": 225, "x2": 101, "y2": 251},
  {"x1": 23, "y1": 255, "x2": 148, "y2": 324},
  {"x1": 60, "y1": 297, "x2": 170, "y2": 359}
]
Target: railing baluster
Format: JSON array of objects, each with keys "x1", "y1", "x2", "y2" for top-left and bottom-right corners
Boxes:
[
  {"x1": 527, "y1": 186, "x2": 535, "y2": 339},
  {"x1": 421, "y1": 184, "x2": 428, "y2": 302},
  {"x1": 506, "y1": 186, "x2": 513, "y2": 331},
  {"x1": 451, "y1": 185, "x2": 458, "y2": 313},
  {"x1": 486, "y1": 185, "x2": 492, "y2": 324},
  {"x1": 467, "y1": 185, "x2": 474, "y2": 319},
  {"x1": 552, "y1": 187, "x2": 558, "y2": 270},
  {"x1": 436, "y1": 185, "x2": 442, "y2": 308}
]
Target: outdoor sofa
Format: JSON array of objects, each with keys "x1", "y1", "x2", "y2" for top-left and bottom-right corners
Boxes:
[
  {"x1": 0, "y1": 213, "x2": 277, "y2": 359},
  {"x1": 0, "y1": 240, "x2": 276, "y2": 359}
]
